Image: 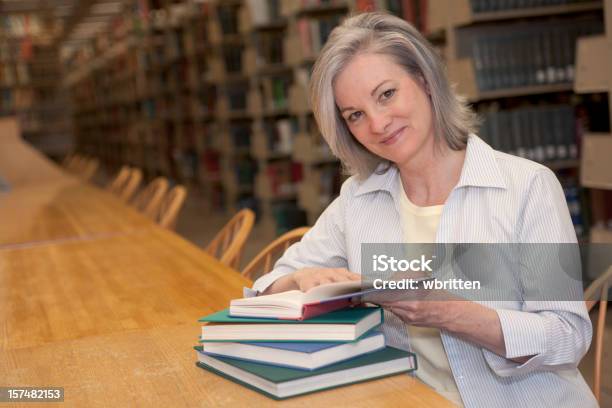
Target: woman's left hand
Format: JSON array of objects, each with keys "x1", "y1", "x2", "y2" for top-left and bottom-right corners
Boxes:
[
  {"x1": 366, "y1": 286, "x2": 463, "y2": 330},
  {"x1": 378, "y1": 296, "x2": 512, "y2": 360},
  {"x1": 378, "y1": 298, "x2": 460, "y2": 330}
]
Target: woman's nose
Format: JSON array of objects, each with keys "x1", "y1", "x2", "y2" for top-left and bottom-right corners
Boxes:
[{"x1": 368, "y1": 110, "x2": 392, "y2": 135}]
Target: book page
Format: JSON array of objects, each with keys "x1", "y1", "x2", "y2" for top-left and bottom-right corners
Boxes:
[
  {"x1": 232, "y1": 290, "x2": 306, "y2": 308},
  {"x1": 232, "y1": 281, "x2": 363, "y2": 310},
  {"x1": 302, "y1": 281, "x2": 363, "y2": 303}
]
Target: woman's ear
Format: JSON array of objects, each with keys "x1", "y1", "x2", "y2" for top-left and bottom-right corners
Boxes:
[{"x1": 418, "y1": 75, "x2": 431, "y2": 96}]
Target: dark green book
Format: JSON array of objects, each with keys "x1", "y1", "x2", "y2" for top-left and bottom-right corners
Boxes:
[
  {"x1": 199, "y1": 307, "x2": 383, "y2": 342},
  {"x1": 195, "y1": 345, "x2": 416, "y2": 400}
]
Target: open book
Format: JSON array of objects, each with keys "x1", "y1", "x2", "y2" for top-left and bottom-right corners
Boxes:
[{"x1": 230, "y1": 281, "x2": 374, "y2": 320}]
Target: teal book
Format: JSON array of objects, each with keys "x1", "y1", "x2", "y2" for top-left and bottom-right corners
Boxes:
[
  {"x1": 195, "y1": 345, "x2": 417, "y2": 400},
  {"x1": 199, "y1": 307, "x2": 383, "y2": 342}
]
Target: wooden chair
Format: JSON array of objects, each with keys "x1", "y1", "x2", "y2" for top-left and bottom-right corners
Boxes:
[
  {"x1": 205, "y1": 208, "x2": 255, "y2": 270},
  {"x1": 62, "y1": 153, "x2": 75, "y2": 168},
  {"x1": 81, "y1": 158, "x2": 99, "y2": 181},
  {"x1": 118, "y1": 168, "x2": 142, "y2": 202},
  {"x1": 584, "y1": 265, "x2": 612, "y2": 404},
  {"x1": 131, "y1": 177, "x2": 169, "y2": 219},
  {"x1": 65, "y1": 154, "x2": 84, "y2": 172},
  {"x1": 242, "y1": 227, "x2": 310, "y2": 280},
  {"x1": 157, "y1": 185, "x2": 187, "y2": 230},
  {"x1": 106, "y1": 166, "x2": 131, "y2": 194}
]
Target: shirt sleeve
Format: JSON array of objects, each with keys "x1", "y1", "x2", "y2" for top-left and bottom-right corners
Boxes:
[
  {"x1": 250, "y1": 181, "x2": 350, "y2": 295},
  {"x1": 483, "y1": 168, "x2": 592, "y2": 377}
]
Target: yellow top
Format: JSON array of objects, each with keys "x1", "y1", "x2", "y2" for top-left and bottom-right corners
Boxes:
[{"x1": 399, "y1": 187, "x2": 463, "y2": 407}]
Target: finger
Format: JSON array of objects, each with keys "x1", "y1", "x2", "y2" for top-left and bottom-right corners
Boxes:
[
  {"x1": 299, "y1": 279, "x2": 319, "y2": 292},
  {"x1": 318, "y1": 277, "x2": 335, "y2": 286},
  {"x1": 328, "y1": 275, "x2": 346, "y2": 283},
  {"x1": 329, "y1": 274, "x2": 356, "y2": 283},
  {"x1": 333, "y1": 269, "x2": 360, "y2": 281},
  {"x1": 344, "y1": 271, "x2": 361, "y2": 281}
]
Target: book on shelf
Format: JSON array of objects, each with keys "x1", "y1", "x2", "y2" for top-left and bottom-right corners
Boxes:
[
  {"x1": 276, "y1": 118, "x2": 294, "y2": 153},
  {"x1": 0, "y1": 15, "x2": 43, "y2": 38},
  {"x1": 296, "y1": 14, "x2": 343, "y2": 57},
  {"x1": 272, "y1": 202, "x2": 308, "y2": 234},
  {"x1": 246, "y1": 0, "x2": 282, "y2": 26},
  {"x1": 200, "y1": 306, "x2": 383, "y2": 341},
  {"x1": 195, "y1": 345, "x2": 416, "y2": 400},
  {"x1": 217, "y1": 4, "x2": 240, "y2": 35},
  {"x1": 199, "y1": 330, "x2": 385, "y2": 371},
  {"x1": 470, "y1": 0, "x2": 594, "y2": 14},
  {"x1": 466, "y1": 19, "x2": 603, "y2": 92},
  {"x1": 561, "y1": 178, "x2": 586, "y2": 238},
  {"x1": 479, "y1": 104, "x2": 577, "y2": 164}
]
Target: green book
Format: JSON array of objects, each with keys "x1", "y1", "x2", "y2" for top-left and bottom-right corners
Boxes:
[
  {"x1": 199, "y1": 307, "x2": 383, "y2": 342},
  {"x1": 195, "y1": 346, "x2": 417, "y2": 400}
]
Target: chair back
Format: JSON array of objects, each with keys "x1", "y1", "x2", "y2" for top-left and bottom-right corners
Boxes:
[
  {"x1": 157, "y1": 185, "x2": 187, "y2": 230},
  {"x1": 106, "y1": 166, "x2": 131, "y2": 194},
  {"x1": 584, "y1": 265, "x2": 612, "y2": 403},
  {"x1": 242, "y1": 227, "x2": 310, "y2": 280},
  {"x1": 65, "y1": 154, "x2": 84, "y2": 172},
  {"x1": 205, "y1": 208, "x2": 255, "y2": 270},
  {"x1": 62, "y1": 153, "x2": 75, "y2": 168},
  {"x1": 118, "y1": 168, "x2": 142, "y2": 202},
  {"x1": 82, "y1": 158, "x2": 99, "y2": 181},
  {"x1": 131, "y1": 177, "x2": 169, "y2": 219}
]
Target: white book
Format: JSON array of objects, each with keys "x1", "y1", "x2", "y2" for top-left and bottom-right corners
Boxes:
[
  {"x1": 200, "y1": 307, "x2": 382, "y2": 342},
  {"x1": 246, "y1": 0, "x2": 270, "y2": 26},
  {"x1": 200, "y1": 331, "x2": 385, "y2": 371}
]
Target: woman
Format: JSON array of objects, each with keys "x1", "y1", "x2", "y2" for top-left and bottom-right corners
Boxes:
[{"x1": 247, "y1": 12, "x2": 596, "y2": 408}]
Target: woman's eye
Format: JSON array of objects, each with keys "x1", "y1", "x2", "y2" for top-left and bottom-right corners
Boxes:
[
  {"x1": 381, "y1": 89, "x2": 396, "y2": 100},
  {"x1": 348, "y1": 111, "x2": 362, "y2": 122}
]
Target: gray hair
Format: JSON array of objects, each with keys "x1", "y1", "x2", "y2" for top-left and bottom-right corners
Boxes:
[{"x1": 309, "y1": 12, "x2": 479, "y2": 180}]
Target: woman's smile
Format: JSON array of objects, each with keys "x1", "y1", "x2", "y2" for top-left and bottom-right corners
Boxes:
[{"x1": 380, "y1": 126, "x2": 407, "y2": 145}]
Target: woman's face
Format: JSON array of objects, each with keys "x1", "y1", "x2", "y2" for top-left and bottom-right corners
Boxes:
[{"x1": 333, "y1": 52, "x2": 435, "y2": 167}]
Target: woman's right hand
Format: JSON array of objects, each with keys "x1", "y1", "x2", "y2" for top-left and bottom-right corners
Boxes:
[
  {"x1": 292, "y1": 267, "x2": 361, "y2": 292},
  {"x1": 262, "y1": 267, "x2": 360, "y2": 295}
]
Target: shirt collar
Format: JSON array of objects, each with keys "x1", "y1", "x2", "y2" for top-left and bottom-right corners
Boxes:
[
  {"x1": 456, "y1": 134, "x2": 507, "y2": 190},
  {"x1": 354, "y1": 134, "x2": 507, "y2": 198}
]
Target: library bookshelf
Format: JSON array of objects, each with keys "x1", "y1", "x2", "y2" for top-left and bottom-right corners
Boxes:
[
  {"x1": 574, "y1": 0, "x2": 612, "y2": 243},
  {"x1": 1, "y1": 11, "x2": 71, "y2": 157},
  {"x1": 66, "y1": 0, "x2": 611, "y2": 238},
  {"x1": 430, "y1": 0, "x2": 610, "y2": 240}
]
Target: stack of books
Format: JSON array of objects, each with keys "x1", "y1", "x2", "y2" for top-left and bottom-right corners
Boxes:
[{"x1": 195, "y1": 282, "x2": 417, "y2": 400}]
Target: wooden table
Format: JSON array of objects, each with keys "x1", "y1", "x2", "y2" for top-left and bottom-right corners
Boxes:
[
  {"x1": 0, "y1": 131, "x2": 454, "y2": 407},
  {"x1": 0, "y1": 227, "x2": 248, "y2": 349},
  {"x1": 0, "y1": 324, "x2": 453, "y2": 407},
  {"x1": 0, "y1": 118, "x2": 67, "y2": 188},
  {"x1": 0, "y1": 226, "x2": 453, "y2": 407},
  {"x1": 0, "y1": 182, "x2": 153, "y2": 248}
]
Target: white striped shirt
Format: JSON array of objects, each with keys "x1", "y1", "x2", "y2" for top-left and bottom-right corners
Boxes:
[{"x1": 250, "y1": 135, "x2": 597, "y2": 408}]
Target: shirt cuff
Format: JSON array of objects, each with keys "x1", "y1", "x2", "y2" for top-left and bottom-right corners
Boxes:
[
  {"x1": 497, "y1": 308, "x2": 547, "y2": 358},
  {"x1": 243, "y1": 287, "x2": 258, "y2": 298},
  {"x1": 482, "y1": 349, "x2": 546, "y2": 377},
  {"x1": 249, "y1": 267, "x2": 295, "y2": 296},
  {"x1": 483, "y1": 309, "x2": 547, "y2": 377}
]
